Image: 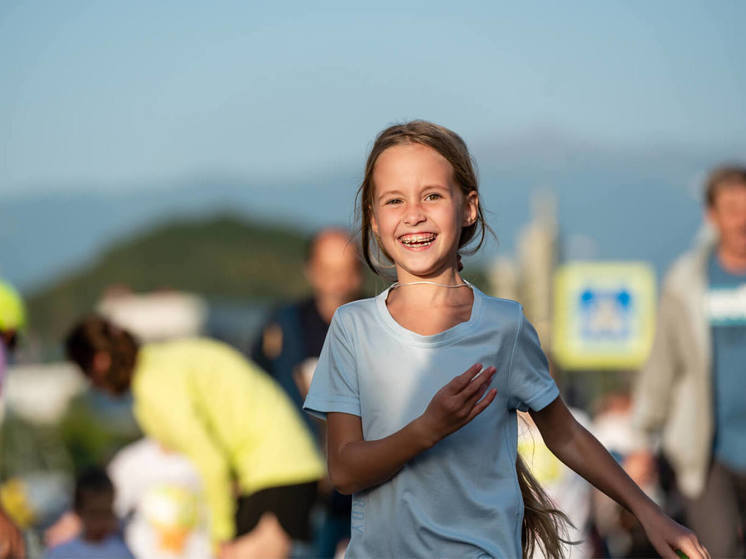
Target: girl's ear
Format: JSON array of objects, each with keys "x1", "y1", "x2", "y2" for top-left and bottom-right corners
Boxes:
[
  {"x1": 462, "y1": 191, "x2": 479, "y2": 226},
  {"x1": 370, "y1": 211, "x2": 379, "y2": 236}
]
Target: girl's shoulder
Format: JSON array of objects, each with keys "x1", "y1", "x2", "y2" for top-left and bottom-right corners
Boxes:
[
  {"x1": 471, "y1": 287, "x2": 524, "y2": 328},
  {"x1": 331, "y1": 293, "x2": 381, "y2": 326},
  {"x1": 336, "y1": 293, "x2": 379, "y2": 313}
]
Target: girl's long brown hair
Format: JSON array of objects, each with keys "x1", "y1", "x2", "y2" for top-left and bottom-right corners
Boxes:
[
  {"x1": 517, "y1": 454, "x2": 574, "y2": 558},
  {"x1": 358, "y1": 120, "x2": 572, "y2": 557}
]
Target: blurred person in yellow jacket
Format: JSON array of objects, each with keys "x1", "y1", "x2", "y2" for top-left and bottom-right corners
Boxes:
[
  {"x1": 0, "y1": 279, "x2": 27, "y2": 559},
  {"x1": 65, "y1": 315, "x2": 324, "y2": 559}
]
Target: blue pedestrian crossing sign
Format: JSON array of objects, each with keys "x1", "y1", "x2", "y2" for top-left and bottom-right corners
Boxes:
[{"x1": 553, "y1": 262, "x2": 656, "y2": 370}]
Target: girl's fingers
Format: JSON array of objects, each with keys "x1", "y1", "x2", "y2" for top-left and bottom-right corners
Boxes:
[
  {"x1": 465, "y1": 388, "x2": 497, "y2": 423},
  {"x1": 652, "y1": 537, "x2": 678, "y2": 559},
  {"x1": 674, "y1": 529, "x2": 708, "y2": 559},
  {"x1": 461, "y1": 367, "x2": 496, "y2": 400},
  {"x1": 667, "y1": 534, "x2": 706, "y2": 559},
  {"x1": 450, "y1": 363, "x2": 483, "y2": 392},
  {"x1": 464, "y1": 380, "x2": 489, "y2": 408},
  {"x1": 674, "y1": 544, "x2": 694, "y2": 559},
  {"x1": 691, "y1": 539, "x2": 708, "y2": 559},
  {"x1": 686, "y1": 537, "x2": 710, "y2": 559}
]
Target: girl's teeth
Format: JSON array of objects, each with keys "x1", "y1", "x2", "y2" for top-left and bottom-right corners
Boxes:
[{"x1": 401, "y1": 234, "x2": 436, "y2": 246}]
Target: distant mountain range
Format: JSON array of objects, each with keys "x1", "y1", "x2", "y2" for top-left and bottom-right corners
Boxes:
[
  {"x1": 1, "y1": 137, "x2": 722, "y2": 301},
  {"x1": 0, "y1": 169, "x2": 363, "y2": 294}
]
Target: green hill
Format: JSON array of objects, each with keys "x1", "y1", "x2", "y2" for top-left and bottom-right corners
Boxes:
[{"x1": 26, "y1": 215, "x2": 319, "y2": 346}]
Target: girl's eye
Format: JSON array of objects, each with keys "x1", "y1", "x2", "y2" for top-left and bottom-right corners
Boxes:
[
  {"x1": 425, "y1": 193, "x2": 442, "y2": 201},
  {"x1": 385, "y1": 198, "x2": 402, "y2": 205}
]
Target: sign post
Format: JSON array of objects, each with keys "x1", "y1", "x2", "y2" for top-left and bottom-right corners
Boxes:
[{"x1": 552, "y1": 262, "x2": 656, "y2": 370}]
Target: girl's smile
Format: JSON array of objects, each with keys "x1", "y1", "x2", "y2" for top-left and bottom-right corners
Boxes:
[
  {"x1": 399, "y1": 232, "x2": 437, "y2": 249},
  {"x1": 370, "y1": 143, "x2": 478, "y2": 283}
]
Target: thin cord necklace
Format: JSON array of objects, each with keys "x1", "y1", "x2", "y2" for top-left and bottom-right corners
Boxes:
[{"x1": 391, "y1": 280, "x2": 470, "y2": 289}]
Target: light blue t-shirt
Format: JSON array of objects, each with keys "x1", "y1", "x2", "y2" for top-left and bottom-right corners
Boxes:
[
  {"x1": 304, "y1": 285, "x2": 559, "y2": 558},
  {"x1": 707, "y1": 254, "x2": 746, "y2": 471}
]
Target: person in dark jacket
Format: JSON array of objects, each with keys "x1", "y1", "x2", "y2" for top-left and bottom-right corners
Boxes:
[{"x1": 251, "y1": 228, "x2": 362, "y2": 558}]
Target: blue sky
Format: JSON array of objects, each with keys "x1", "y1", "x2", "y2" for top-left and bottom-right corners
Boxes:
[{"x1": 1, "y1": 0, "x2": 744, "y2": 193}]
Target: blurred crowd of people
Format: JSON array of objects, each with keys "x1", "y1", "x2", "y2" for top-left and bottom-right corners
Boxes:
[{"x1": 0, "y1": 165, "x2": 744, "y2": 558}]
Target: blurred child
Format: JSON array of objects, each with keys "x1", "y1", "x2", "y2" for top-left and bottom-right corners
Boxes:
[
  {"x1": 108, "y1": 437, "x2": 212, "y2": 559},
  {"x1": 44, "y1": 468, "x2": 133, "y2": 559}
]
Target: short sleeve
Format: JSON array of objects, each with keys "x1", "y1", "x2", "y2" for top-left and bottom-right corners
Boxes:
[
  {"x1": 507, "y1": 307, "x2": 559, "y2": 412},
  {"x1": 303, "y1": 309, "x2": 360, "y2": 420}
]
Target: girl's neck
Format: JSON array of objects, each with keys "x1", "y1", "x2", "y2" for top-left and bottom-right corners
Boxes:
[
  {"x1": 389, "y1": 269, "x2": 471, "y2": 307},
  {"x1": 385, "y1": 270, "x2": 475, "y2": 336}
]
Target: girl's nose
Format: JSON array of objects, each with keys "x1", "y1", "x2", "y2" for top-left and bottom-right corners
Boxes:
[{"x1": 403, "y1": 202, "x2": 426, "y2": 225}]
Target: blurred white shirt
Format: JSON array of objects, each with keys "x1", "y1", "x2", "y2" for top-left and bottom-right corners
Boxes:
[{"x1": 108, "y1": 438, "x2": 212, "y2": 559}]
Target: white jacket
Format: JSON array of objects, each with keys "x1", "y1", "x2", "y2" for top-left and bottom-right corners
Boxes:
[{"x1": 632, "y1": 239, "x2": 715, "y2": 498}]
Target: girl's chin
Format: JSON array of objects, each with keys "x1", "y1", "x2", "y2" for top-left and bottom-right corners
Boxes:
[{"x1": 395, "y1": 264, "x2": 459, "y2": 281}]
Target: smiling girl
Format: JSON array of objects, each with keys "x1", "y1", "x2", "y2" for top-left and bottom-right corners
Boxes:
[{"x1": 304, "y1": 120, "x2": 708, "y2": 559}]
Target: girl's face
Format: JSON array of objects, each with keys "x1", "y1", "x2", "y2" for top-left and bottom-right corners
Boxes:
[{"x1": 370, "y1": 143, "x2": 478, "y2": 283}]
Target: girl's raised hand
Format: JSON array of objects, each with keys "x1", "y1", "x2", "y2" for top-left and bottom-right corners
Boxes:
[{"x1": 418, "y1": 363, "x2": 497, "y2": 443}]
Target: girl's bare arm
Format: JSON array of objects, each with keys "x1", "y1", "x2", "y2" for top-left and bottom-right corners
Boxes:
[
  {"x1": 327, "y1": 363, "x2": 497, "y2": 494},
  {"x1": 531, "y1": 396, "x2": 709, "y2": 559}
]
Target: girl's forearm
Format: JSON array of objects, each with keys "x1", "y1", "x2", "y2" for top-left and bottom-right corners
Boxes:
[
  {"x1": 550, "y1": 422, "x2": 659, "y2": 518},
  {"x1": 532, "y1": 399, "x2": 659, "y2": 519},
  {"x1": 328, "y1": 416, "x2": 437, "y2": 494},
  {"x1": 536, "y1": 401, "x2": 708, "y2": 559}
]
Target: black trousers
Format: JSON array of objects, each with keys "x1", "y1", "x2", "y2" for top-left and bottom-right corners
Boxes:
[{"x1": 235, "y1": 481, "x2": 318, "y2": 542}]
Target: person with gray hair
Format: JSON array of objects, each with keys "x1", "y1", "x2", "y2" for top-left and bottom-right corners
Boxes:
[{"x1": 633, "y1": 165, "x2": 746, "y2": 558}]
